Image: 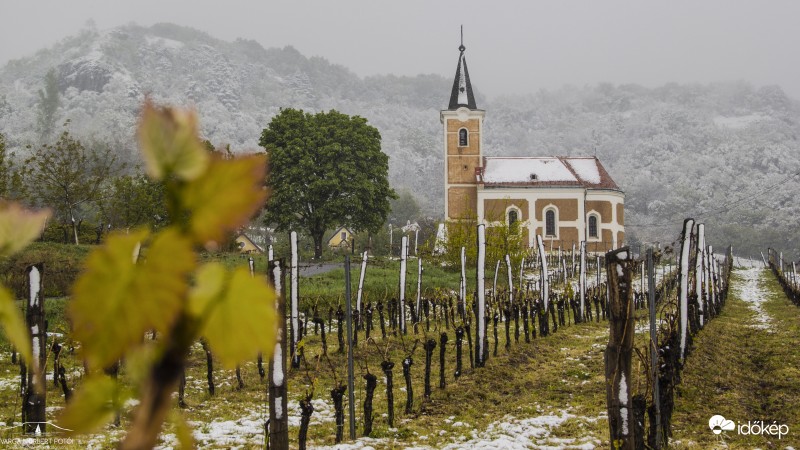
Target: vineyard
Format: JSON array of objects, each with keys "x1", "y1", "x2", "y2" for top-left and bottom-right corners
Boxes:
[{"x1": 4, "y1": 213, "x2": 798, "y2": 449}]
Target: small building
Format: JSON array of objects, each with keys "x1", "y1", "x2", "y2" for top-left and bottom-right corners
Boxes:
[
  {"x1": 327, "y1": 226, "x2": 354, "y2": 249},
  {"x1": 235, "y1": 233, "x2": 264, "y2": 254},
  {"x1": 441, "y1": 41, "x2": 624, "y2": 253}
]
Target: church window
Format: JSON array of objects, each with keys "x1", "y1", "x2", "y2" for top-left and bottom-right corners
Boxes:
[
  {"x1": 507, "y1": 208, "x2": 521, "y2": 233},
  {"x1": 459, "y1": 128, "x2": 468, "y2": 146},
  {"x1": 341, "y1": 231, "x2": 347, "y2": 241},
  {"x1": 545, "y1": 209, "x2": 557, "y2": 237},
  {"x1": 588, "y1": 215, "x2": 598, "y2": 238}
]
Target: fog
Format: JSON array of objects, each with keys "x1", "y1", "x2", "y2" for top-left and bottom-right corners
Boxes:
[{"x1": 2, "y1": 0, "x2": 799, "y2": 98}]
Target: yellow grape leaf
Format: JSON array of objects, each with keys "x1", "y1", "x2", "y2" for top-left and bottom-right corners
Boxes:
[
  {"x1": 170, "y1": 410, "x2": 196, "y2": 449},
  {"x1": 187, "y1": 262, "x2": 227, "y2": 318},
  {"x1": 58, "y1": 375, "x2": 127, "y2": 434},
  {"x1": 0, "y1": 287, "x2": 32, "y2": 364},
  {"x1": 200, "y1": 267, "x2": 277, "y2": 369},
  {"x1": 70, "y1": 228, "x2": 195, "y2": 369},
  {"x1": 0, "y1": 202, "x2": 50, "y2": 258},
  {"x1": 138, "y1": 100, "x2": 209, "y2": 181},
  {"x1": 181, "y1": 155, "x2": 267, "y2": 245}
]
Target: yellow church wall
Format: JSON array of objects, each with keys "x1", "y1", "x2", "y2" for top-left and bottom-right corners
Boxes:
[
  {"x1": 534, "y1": 198, "x2": 579, "y2": 221},
  {"x1": 447, "y1": 155, "x2": 482, "y2": 184},
  {"x1": 483, "y1": 198, "x2": 529, "y2": 222},
  {"x1": 447, "y1": 134, "x2": 480, "y2": 155},
  {"x1": 448, "y1": 187, "x2": 478, "y2": 219},
  {"x1": 616, "y1": 203, "x2": 625, "y2": 225},
  {"x1": 446, "y1": 118, "x2": 481, "y2": 133},
  {"x1": 586, "y1": 200, "x2": 613, "y2": 223}
]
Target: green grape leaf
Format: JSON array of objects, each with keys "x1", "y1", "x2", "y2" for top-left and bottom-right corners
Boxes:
[
  {"x1": 198, "y1": 266, "x2": 277, "y2": 369},
  {"x1": 188, "y1": 262, "x2": 227, "y2": 318},
  {"x1": 0, "y1": 287, "x2": 32, "y2": 364},
  {"x1": 0, "y1": 202, "x2": 50, "y2": 258},
  {"x1": 181, "y1": 155, "x2": 267, "y2": 245},
  {"x1": 138, "y1": 100, "x2": 209, "y2": 181},
  {"x1": 70, "y1": 228, "x2": 195, "y2": 369},
  {"x1": 170, "y1": 410, "x2": 196, "y2": 449},
  {"x1": 57, "y1": 375, "x2": 127, "y2": 434}
]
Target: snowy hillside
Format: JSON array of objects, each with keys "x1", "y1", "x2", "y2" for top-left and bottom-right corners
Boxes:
[{"x1": 1, "y1": 23, "x2": 798, "y2": 257}]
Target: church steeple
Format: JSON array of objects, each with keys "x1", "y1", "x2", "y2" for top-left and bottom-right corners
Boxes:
[{"x1": 448, "y1": 28, "x2": 477, "y2": 110}]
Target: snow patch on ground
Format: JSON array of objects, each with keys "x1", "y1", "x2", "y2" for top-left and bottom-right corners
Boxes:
[
  {"x1": 735, "y1": 268, "x2": 771, "y2": 330},
  {"x1": 0, "y1": 376, "x2": 19, "y2": 391},
  {"x1": 157, "y1": 397, "x2": 336, "y2": 448},
  {"x1": 311, "y1": 437, "x2": 389, "y2": 450},
  {"x1": 440, "y1": 410, "x2": 599, "y2": 450}
]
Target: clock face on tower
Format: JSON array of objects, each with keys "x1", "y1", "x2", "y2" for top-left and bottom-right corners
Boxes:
[{"x1": 456, "y1": 108, "x2": 469, "y2": 122}]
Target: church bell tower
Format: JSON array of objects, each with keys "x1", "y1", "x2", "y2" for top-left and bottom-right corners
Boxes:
[{"x1": 442, "y1": 34, "x2": 485, "y2": 221}]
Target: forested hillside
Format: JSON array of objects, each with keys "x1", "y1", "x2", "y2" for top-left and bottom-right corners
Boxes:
[{"x1": 1, "y1": 23, "x2": 797, "y2": 257}]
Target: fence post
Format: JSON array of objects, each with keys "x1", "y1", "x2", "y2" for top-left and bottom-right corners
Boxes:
[
  {"x1": 268, "y1": 259, "x2": 289, "y2": 450},
  {"x1": 605, "y1": 247, "x2": 636, "y2": 450}
]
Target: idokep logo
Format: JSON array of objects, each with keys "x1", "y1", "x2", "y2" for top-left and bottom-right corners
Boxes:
[
  {"x1": 708, "y1": 415, "x2": 735, "y2": 435},
  {"x1": 708, "y1": 414, "x2": 790, "y2": 440}
]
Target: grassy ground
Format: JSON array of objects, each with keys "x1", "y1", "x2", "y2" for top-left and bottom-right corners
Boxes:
[
  {"x1": 0, "y1": 282, "x2": 616, "y2": 449},
  {"x1": 0, "y1": 244, "x2": 696, "y2": 449},
  {"x1": 670, "y1": 268, "x2": 800, "y2": 449}
]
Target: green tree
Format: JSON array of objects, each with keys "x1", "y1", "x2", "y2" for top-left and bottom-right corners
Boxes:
[
  {"x1": 0, "y1": 133, "x2": 29, "y2": 201},
  {"x1": 36, "y1": 68, "x2": 60, "y2": 140},
  {"x1": 99, "y1": 173, "x2": 167, "y2": 233},
  {"x1": 259, "y1": 108, "x2": 396, "y2": 258},
  {"x1": 0, "y1": 133, "x2": 10, "y2": 196},
  {"x1": 22, "y1": 130, "x2": 123, "y2": 244},
  {"x1": 389, "y1": 189, "x2": 421, "y2": 226}
]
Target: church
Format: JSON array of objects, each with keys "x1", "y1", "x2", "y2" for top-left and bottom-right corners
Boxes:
[{"x1": 441, "y1": 42, "x2": 625, "y2": 253}]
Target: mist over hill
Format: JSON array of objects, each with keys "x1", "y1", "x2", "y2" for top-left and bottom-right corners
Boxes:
[{"x1": 1, "y1": 23, "x2": 798, "y2": 258}]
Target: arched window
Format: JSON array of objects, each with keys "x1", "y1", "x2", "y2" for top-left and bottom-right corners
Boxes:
[
  {"x1": 508, "y1": 209, "x2": 519, "y2": 232},
  {"x1": 458, "y1": 128, "x2": 468, "y2": 146},
  {"x1": 545, "y1": 209, "x2": 556, "y2": 237},
  {"x1": 588, "y1": 215, "x2": 598, "y2": 238}
]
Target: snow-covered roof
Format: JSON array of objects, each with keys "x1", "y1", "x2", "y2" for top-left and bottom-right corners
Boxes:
[{"x1": 481, "y1": 156, "x2": 620, "y2": 190}]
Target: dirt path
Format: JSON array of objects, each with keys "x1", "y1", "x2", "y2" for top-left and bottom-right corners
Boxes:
[{"x1": 671, "y1": 267, "x2": 800, "y2": 449}]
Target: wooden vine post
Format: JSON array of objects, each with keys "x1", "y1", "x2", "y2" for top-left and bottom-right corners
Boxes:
[
  {"x1": 268, "y1": 259, "x2": 289, "y2": 450},
  {"x1": 399, "y1": 236, "x2": 408, "y2": 334},
  {"x1": 344, "y1": 255, "x2": 356, "y2": 440},
  {"x1": 579, "y1": 241, "x2": 586, "y2": 323},
  {"x1": 356, "y1": 250, "x2": 368, "y2": 317},
  {"x1": 505, "y1": 254, "x2": 513, "y2": 305},
  {"x1": 604, "y1": 247, "x2": 636, "y2": 449},
  {"x1": 23, "y1": 264, "x2": 46, "y2": 434},
  {"x1": 677, "y1": 218, "x2": 695, "y2": 363},
  {"x1": 694, "y1": 224, "x2": 706, "y2": 327},
  {"x1": 475, "y1": 224, "x2": 486, "y2": 367},
  {"x1": 290, "y1": 231, "x2": 301, "y2": 368}
]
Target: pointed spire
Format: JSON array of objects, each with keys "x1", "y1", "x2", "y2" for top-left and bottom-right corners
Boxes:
[{"x1": 448, "y1": 26, "x2": 477, "y2": 110}]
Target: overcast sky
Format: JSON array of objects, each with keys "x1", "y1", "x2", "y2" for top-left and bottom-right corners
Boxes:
[{"x1": 2, "y1": 1, "x2": 799, "y2": 99}]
